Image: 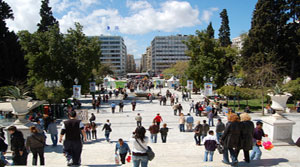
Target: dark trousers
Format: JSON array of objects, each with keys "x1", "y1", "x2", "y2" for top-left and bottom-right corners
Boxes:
[
  {"x1": 156, "y1": 122, "x2": 161, "y2": 128},
  {"x1": 161, "y1": 134, "x2": 167, "y2": 143},
  {"x1": 236, "y1": 149, "x2": 250, "y2": 163},
  {"x1": 31, "y1": 147, "x2": 45, "y2": 166},
  {"x1": 132, "y1": 105, "x2": 136, "y2": 111},
  {"x1": 120, "y1": 153, "x2": 127, "y2": 164},
  {"x1": 112, "y1": 107, "x2": 115, "y2": 113},
  {"x1": 223, "y1": 147, "x2": 237, "y2": 164},
  {"x1": 194, "y1": 135, "x2": 201, "y2": 145},
  {"x1": 63, "y1": 140, "x2": 83, "y2": 165},
  {"x1": 137, "y1": 121, "x2": 142, "y2": 127},
  {"x1": 92, "y1": 130, "x2": 97, "y2": 139},
  {"x1": 12, "y1": 150, "x2": 28, "y2": 165}
]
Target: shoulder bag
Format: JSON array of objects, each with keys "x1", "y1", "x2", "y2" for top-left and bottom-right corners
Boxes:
[{"x1": 135, "y1": 139, "x2": 155, "y2": 161}]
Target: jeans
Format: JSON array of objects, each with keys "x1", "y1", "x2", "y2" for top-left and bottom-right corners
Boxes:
[
  {"x1": 119, "y1": 153, "x2": 127, "y2": 164},
  {"x1": 105, "y1": 131, "x2": 110, "y2": 141},
  {"x1": 179, "y1": 124, "x2": 185, "y2": 132},
  {"x1": 216, "y1": 132, "x2": 223, "y2": 142},
  {"x1": 208, "y1": 118, "x2": 214, "y2": 126},
  {"x1": 223, "y1": 147, "x2": 237, "y2": 164},
  {"x1": 204, "y1": 150, "x2": 214, "y2": 162},
  {"x1": 137, "y1": 121, "x2": 142, "y2": 127},
  {"x1": 51, "y1": 134, "x2": 58, "y2": 146},
  {"x1": 189, "y1": 107, "x2": 194, "y2": 113},
  {"x1": 31, "y1": 147, "x2": 45, "y2": 166},
  {"x1": 133, "y1": 155, "x2": 148, "y2": 167},
  {"x1": 194, "y1": 135, "x2": 201, "y2": 145},
  {"x1": 250, "y1": 143, "x2": 262, "y2": 160},
  {"x1": 150, "y1": 134, "x2": 157, "y2": 143},
  {"x1": 161, "y1": 134, "x2": 167, "y2": 143}
]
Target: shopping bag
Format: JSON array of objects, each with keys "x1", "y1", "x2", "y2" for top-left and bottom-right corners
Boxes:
[
  {"x1": 114, "y1": 154, "x2": 120, "y2": 164},
  {"x1": 262, "y1": 138, "x2": 274, "y2": 151},
  {"x1": 126, "y1": 155, "x2": 131, "y2": 163}
]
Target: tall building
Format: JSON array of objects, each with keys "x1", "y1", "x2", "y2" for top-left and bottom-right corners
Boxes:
[
  {"x1": 151, "y1": 34, "x2": 189, "y2": 74},
  {"x1": 126, "y1": 54, "x2": 136, "y2": 72},
  {"x1": 98, "y1": 35, "x2": 127, "y2": 75},
  {"x1": 232, "y1": 36, "x2": 244, "y2": 51},
  {"x1": 145, "y1": 47, "x2": 152, "y2": 71},
  {"x1": 141, "y1": 54, "x2": 147, "y2": 72}
]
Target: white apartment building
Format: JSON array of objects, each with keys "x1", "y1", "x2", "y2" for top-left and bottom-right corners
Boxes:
[
  {"x1": 151, "y1": 34, "x2": 190, "y2": 74},
  {"x1": 98, "y1": 36, "x2": 127, "y2": 75},
  {"x1": 232, "y1": 36, "x2": 244, "y2": 51}
]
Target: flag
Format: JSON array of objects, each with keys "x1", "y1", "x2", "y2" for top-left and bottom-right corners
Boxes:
[
  {"x1": 115, "y1": 26, "x2": 119, "y2": 31},
  {"x1": 107, "y1": 26, "x2": 110, "y2": 30}
]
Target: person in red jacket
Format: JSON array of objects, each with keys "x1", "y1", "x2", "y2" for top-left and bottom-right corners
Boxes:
[{"x1": 153, "y1": 113, "x2": 163, "y2": 128}]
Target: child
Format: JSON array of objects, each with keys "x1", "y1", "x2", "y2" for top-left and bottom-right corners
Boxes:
[
  {"x1": 203, "y1": 130, "x2": 218, "y2": 162},
  {"x1": 250, "y1": 121, "x2": 268, "y2": 160},
  {"x1": 84, "y1": 123, "x2": 91, "y2": 140},
  {"x1": 159, "y1": 123, "x2": 169, "y2": 143}
]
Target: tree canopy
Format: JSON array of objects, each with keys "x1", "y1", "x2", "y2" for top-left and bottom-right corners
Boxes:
[
  {"x1": 37, "y1": 0, "x2": 58, "y2": 32},
  {"x1": 218, "y1": 9, "x2": 231, "y2": 47}
]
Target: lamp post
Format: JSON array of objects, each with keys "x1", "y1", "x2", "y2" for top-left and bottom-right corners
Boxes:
[
  {"x1": 226, "y1": 77, "x2": 243, "y2": 112},
  {"x1": 44, "y1": 80, "x2": 62, "y2": 118}
]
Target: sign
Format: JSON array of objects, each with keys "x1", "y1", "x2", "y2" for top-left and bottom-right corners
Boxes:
[
  {"x1": 76, "y1": 110, "x2": 89, "y2": 124},
  {"x1": 89, "y1": 82, "x2": 96, "y2": 92},
  {"x1": 73, "y1": 85, "x2": 81, "y2": 99},
  {"x1": 115, "y1": 81, "x2": 127, "y2": 88},
  {"x1": 187, "y1": 80, "x2": 193, "y2": 90},
  {"x1": 204, "y1": 83, "x2": 213, "y2": 96}
]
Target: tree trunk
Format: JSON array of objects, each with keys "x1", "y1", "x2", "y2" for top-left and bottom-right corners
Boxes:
[
  {"x1": 246, "y1": 99, "x2": 249, "y2": 106},
  {"x1": 261, "y1": 86, "x2": 264, "y2": 116}
]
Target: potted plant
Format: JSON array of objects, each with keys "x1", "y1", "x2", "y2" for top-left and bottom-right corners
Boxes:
[{"x1": 267, "y1": 84, "x2": 292, "y2": 114}]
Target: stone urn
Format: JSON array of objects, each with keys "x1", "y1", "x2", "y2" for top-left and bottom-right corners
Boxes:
[
  {"x1": 10, "y1": 99, "x2": 31, "y2": 125},
  {"x1": 268, "y1": 93, "x2": 292, "y2": 114}
]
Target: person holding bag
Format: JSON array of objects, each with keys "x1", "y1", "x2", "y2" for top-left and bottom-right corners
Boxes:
[
  {"x1": 130, "y1": 126, "x2": 151, "y2": 167},
  {"x1": 26, "y1": 126, "x2": 45, "y2": 166}
]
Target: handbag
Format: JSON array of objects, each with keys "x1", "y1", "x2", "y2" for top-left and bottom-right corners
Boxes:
[
  {"x1": 217, "y1": 144, "x2": 224, "y2": 154},
  {"x1": 135, "y1": 139, "x2": 155, "y2": 161}
]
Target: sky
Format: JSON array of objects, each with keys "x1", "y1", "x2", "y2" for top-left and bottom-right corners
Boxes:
[{"x1": 6, "y1": 0, "x2": 257, "y2": 59}]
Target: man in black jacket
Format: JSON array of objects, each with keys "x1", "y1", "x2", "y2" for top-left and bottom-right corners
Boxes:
[
  {"x1": 8, "y1": 126, "x2": 28, "y2": 165},
  {"x1": 59, "y1": 111, "x2": 87, "y2": 166}
]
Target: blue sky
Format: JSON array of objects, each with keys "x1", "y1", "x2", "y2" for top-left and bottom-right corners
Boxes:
[{"x1": 6, "y1": 0, "x2": 257, "y2": 59}]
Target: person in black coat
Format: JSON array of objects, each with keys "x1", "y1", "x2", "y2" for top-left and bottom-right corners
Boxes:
[
  {"x1": 7, "y1": 126, "x2": 28, "y2": 165},
  {"x1": 235, "y1": 113, "x2": 254, "y2": 163},
  {"x1": 220, "y1": 114, "x2": 241, "y2": 166}
]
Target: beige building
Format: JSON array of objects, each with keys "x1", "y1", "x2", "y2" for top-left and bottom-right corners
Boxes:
[
  {"x1": 141, "y1": 54, "x2": 147, "y2": 72},
  {"x1": 126, "y1": 54, "x2": 136, "y2": 73}
]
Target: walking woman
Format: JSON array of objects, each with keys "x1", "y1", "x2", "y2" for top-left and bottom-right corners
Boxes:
[
  {"x1": 91, "y1": 122, "x2": 98, "y2": 140},
  {"x1": 102, "y1": 120, "x2": 112, "y2": 142},
  {"x1": 26, "y1": 126, "x2": 45, "y2": 166},
  {"x1": 236, "y1": 113, "x2": 254, "y2": 163},
  {"x1": 220, "y1": 113, "x2": 241, "y2": 166},
  {"x1": 130, "y1": 126, "x2": 149, "y2": 167}
]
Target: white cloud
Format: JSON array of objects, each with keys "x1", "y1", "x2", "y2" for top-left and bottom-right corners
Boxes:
[
  {"x1": 201, "y1": 7, "x2": 219, "y2": 23},
  {"x1": 124, "y1": 37, "x2": 138, "y2": 55},
  {"x1": 126, "y1": 0, "x2": 151, "y2": 11},
  {"x1": 6, "y1": 0, "x2": 41, "y2": 33}
]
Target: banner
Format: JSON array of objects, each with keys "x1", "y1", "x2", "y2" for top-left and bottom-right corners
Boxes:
[
  {"x1": 115, "y1": 81, "x2": 127, "y2": 88},
  {"x1": 89, "y1": 82, "x2": 96, "y2": 92},
  {"x1": 187, "y1": 80, "x2": 193, "y2": 90},
  {"x1": 204, "y1": 83, "x2": 213, "y2": 96},
  {"x1": 76, "y1": 110, "x2": 89, "y2": 124},
  {"x1": 73, "y1": 85, "x2": 81, "y2": 99}
]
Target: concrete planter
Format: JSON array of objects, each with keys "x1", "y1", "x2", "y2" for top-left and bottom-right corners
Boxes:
[
  {"x1": 10, "y1": 99, "x2": 30, "y2": 125},
  {"x1": 268, "y1": 93, "x2": 292, "y2": 112}
]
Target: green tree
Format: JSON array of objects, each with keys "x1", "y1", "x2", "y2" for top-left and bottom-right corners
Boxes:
[
  {"x1": 218, "y1": 9, "x2": 231, "y2": 47},
  {"x1": 37, "y1": 0, "x2": 58, "y2": 32},
  {"x1": 162, "y1": 61, "x2": 189, "y2": 85},
  {"x1": 0, "y1": 0, "x2": 27, "y2": 86},
  {"x1": 283, "y1": 78, "x2": 300, "y2": 104},
  {"x1": 206, "y1": 22, "x2": 214, "y2": 39}
]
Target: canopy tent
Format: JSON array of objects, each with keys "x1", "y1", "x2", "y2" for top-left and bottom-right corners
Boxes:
[
  {"x1": 152, "y1": 78, "x2": 165, "y2": 88},
  {"x1": 103, "y1": 75, "x2": 116, "y2": 88},
  {"x1": 167, "y1": 76, "x2": 179, "y2": 88}
]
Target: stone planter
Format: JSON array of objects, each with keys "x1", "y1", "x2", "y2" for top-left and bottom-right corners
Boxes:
[
  {"x1": 268, "y1": 93, "x2": 292, "y2": 113},
  {"x1": 10, "y1": 99, "x2": 31, "y2": 125}
]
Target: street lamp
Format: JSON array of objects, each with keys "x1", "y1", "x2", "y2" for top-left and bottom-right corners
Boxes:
[
  {"x1": 74, "y1": 78, "x2": 79, "y2": 85},
  {"x1": 226, "y1": 76, "x2": 243, "y2": 112}
]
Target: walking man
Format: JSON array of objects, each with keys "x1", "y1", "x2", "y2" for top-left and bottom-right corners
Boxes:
[
  {"x1": 59, "y1": 111, "x2": 87, "y2": 166},
  {"x1": 189, "y1": 100, "x2": 195, "y2": 113},
  {"x1": 149, "y1": 122, "x2": 159, "y2": 143},
  {"x1": 186, "y1": 113, "x2": 194, "y2": 132},
  {"x1": 153, "y1": 113, "x2": 163, "y2": 128},
  {"x1": 111, "y1": 102, "x2": 116, "y2": 114},
  {"x1": 119, "y1": 101, "x2": 124, "y2": 112},
  {"x1": 131, "y1": 100, "x2": 137, "y2": 111},
  {"x1": 215, "y1": 119, "x2": 225, "y2": 142},
  {"x1": 102, "y1": 120, "x2": 112, "y2": 142},
  {"x1": 135, "y1": 113, "x2": 142, "y2": 127}
]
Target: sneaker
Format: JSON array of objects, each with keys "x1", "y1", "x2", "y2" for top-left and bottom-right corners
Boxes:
[{"x1": 222, "y1": 160, "x2": 230, "y2": 165}]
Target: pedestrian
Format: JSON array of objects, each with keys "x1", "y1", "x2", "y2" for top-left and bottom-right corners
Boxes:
[
  {"x1": 26, "y1": 126, "x2": 45, "y2": 166},
  {"x1": 159, "y1": 96, "x2": 163, "y2": 105},
  {"x1": 179, "y1": 113, "x2": 185, "y2": 132},
  {"x1": 173, "y1": 104, "x2": 179, "y2": 116},
  {"x1": 189, "y1": 100, "x2": 195, "y2": 113},
  {"x1": 220, "y1": 113, "x2": 241, "y2": 166},
  {"x1": 163, "y1": 96, "x2": 167, "y2": 106},
  {"x1": 130, "y1": 126, "x2": 149, "y2": 167},
  {"x1": 236, "y1": 113, "x2": 254, "y2": 163},
  {"x1": 296, "y1": 101, "x2": 300, "y2": 113},
  {"x1": 208, "y1": 111, "x2": 214, "y2": 126},
  {"x1": 34, "y1": 118, "x2": 44, "y2": 134},
  {"x1": 195, "y1": 102, "x2": 200, "y2": 116},
  {"x1": 84, "y1": 123, "x2": 91, "y2": 141},
  {"x1": 119, "y1": 100, "x2": 124, "y2": 112},
  {"x1": 89, "y1": 113, "x2": 96, "y2": 123},
  {"x1": 59, "y1": 110, "x2": 87, "y2": 166},
  {"x1": 131, "y1": 100, "x2": 137, "y2": 111},
  {"x1": 149, "y1": 122, "x2": 159, "y2": 143},
  {"x1": 178, "y1": 104, "x2": 183, "y2": 115},
  {"x1": 186, "y1": 113, "x2": 194, "y2": 132},
  {"x1": 250, "y1": 121, "x2": 268, "y2": 160},
  {"x1": 149, "y1": 94, "x2": 153, "y2": 103},
  {"x1": 203, "y1": 130, "x2": 218, "y2": 162},
  {"x1": 47, "y1": 119, "x2": 58, "y2": 146},
  {"x1": 135, "y1": 113, "x2": 142, "y2": 127},
  {"x1": 96, "y1": 98, "x2": 100, "y2": 113},
  {"x1": 175, "y1": 93, "x2": 179, "y2": 103},
  {"x1": 91, "y1": 122, "x2": 98, "y2": 140},
  {"x1": 215, "y1": 118, "x2": 225, "y2": 142},
  {"x1": 194, "y1": 121, "x2": 202, "y2": 146},
  {"x1": 202, "y1": 120, "x2": 210, "y2": 140},
  {"x1": 111, "y1": 102, "x2": 116, "y2": 114},
  {"x1": 199, "y1": 104, "x2": 204, "y2": 117},
  {"x1": 160, "y1": 123, "x2": 169, "y2": 143},
  {"x1": 7, "y1": 126, "x2": 28, "y2": 165},
  {"x1": 153, "y1": 113, "x2": 163, "y2": 128},
  {"x1": 0, "y1": 133, "x2": 8, "y2": 166},
  {"x1": 92, "y1": 98, "x2": 96, "y2": 110},
  {"x1": 102, "y1": 120, "x2": 112, "y2": 142},
  {"x1": 170, "y1": 96, "x2": 174, "y2": 106},
  {"x1": 115, "y1": 138, "x2": 131, "y2": 164}
]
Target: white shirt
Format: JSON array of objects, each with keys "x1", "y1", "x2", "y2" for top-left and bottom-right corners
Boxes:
[{"x1": 130, "y1": 136, "x2": 149, "y2": 153}]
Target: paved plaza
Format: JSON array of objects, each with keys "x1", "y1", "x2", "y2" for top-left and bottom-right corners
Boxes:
[{"x1": 5, "y1": 88, "x2": 300, "y2": 167}]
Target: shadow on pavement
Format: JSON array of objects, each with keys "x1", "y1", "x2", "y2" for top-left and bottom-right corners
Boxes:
[
  {"x1": 44, "y1": 145, "x2": 63, "y2": 153},
  {"x1": 238, "y1": 158, "x2": 289, "y2": 166},
  {"x1": 86, "y1": 165, "x2": 121, "y2": 167}
]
